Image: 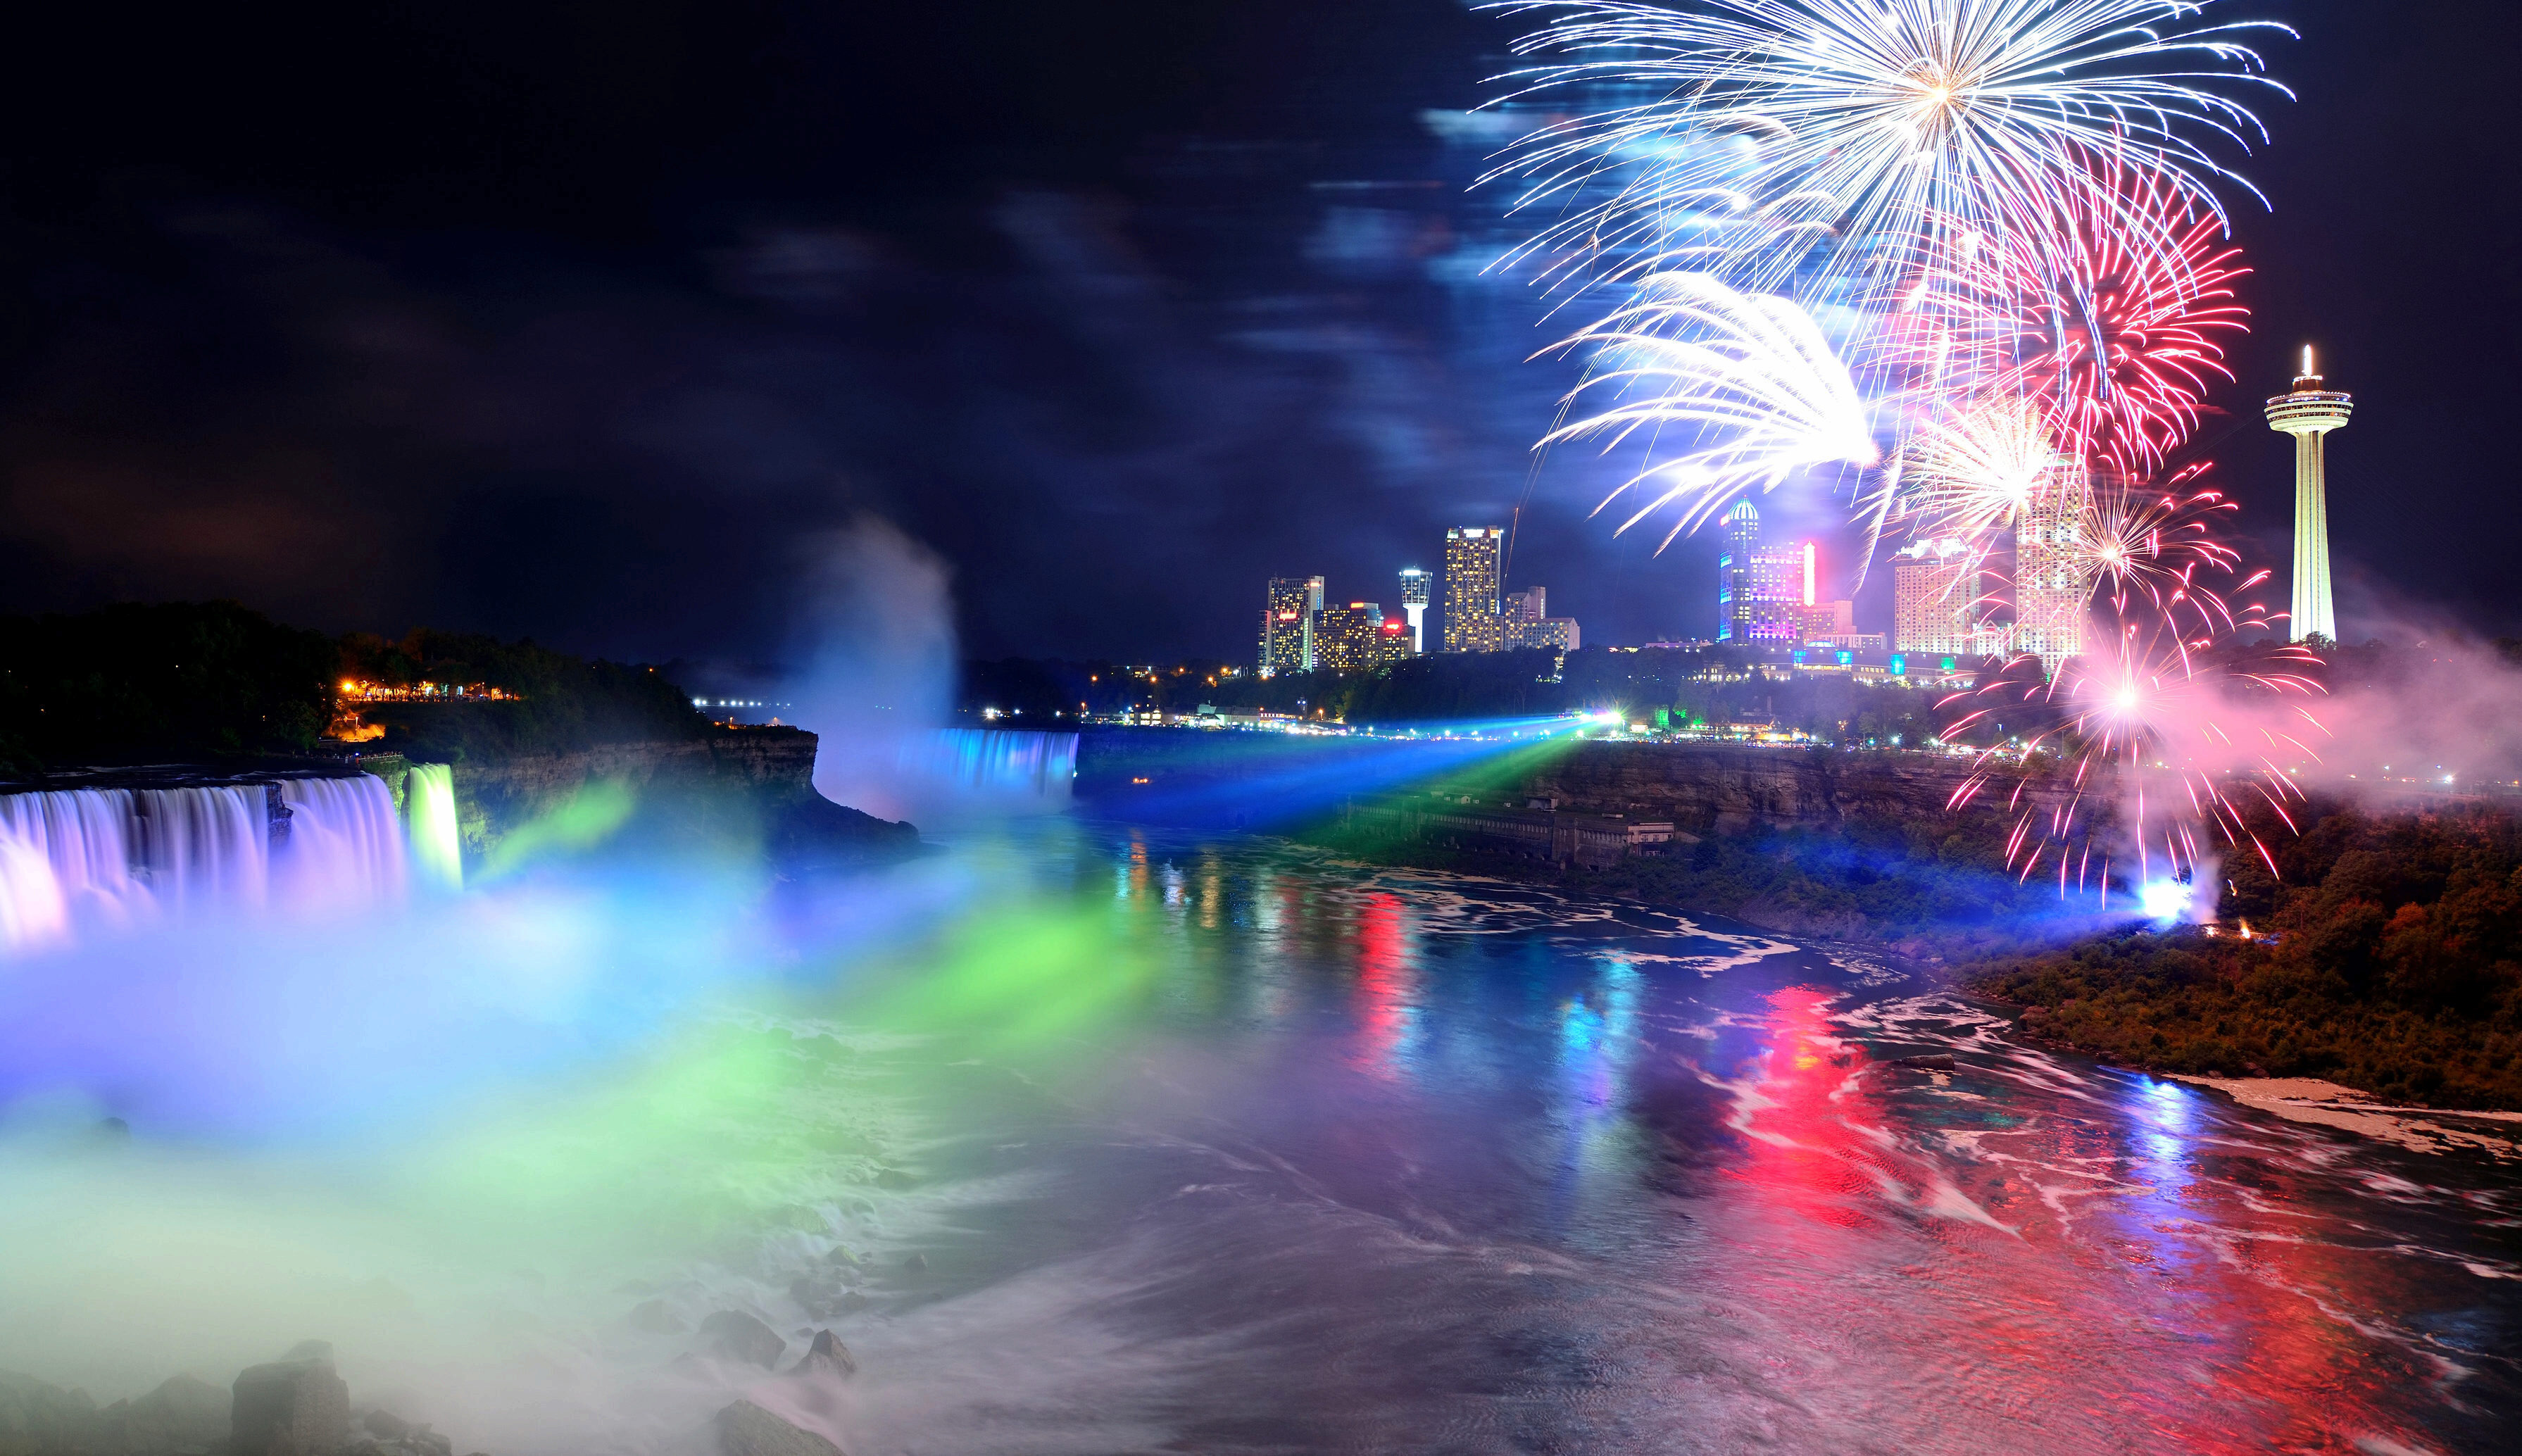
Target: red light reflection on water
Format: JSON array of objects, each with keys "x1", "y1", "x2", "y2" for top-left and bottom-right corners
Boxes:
[
  {"x1": 1722, "y1": 985, "x2": 1906, "y2": 1233},
  {"x1": 1348, "y1": 891, "x2": 1415, "y2": 1077},
  {"x1": 1703, "y1": 986, "x2": 2464, "y2": 1454}
]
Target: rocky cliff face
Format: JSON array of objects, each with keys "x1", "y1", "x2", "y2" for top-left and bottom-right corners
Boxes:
[
  {"x1": 451, "y1": 731, "x2": 819, "y2": 843},
  {"x1": 351, "y1": 728, "x2": 914, "y2": 868},
  {"x1": 1517, "y1": 741, "x2": 2082, "y2": 835}
]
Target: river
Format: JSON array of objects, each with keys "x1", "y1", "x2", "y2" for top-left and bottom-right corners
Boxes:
[{"x1": 2, "y1": 820, "x2": 2516, "y2": 1454}]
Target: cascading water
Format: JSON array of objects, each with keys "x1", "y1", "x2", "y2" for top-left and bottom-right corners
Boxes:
[
  {"x1": 900, "y1": 729, "x2": 1079, "y2": 808},
  {"x1": 0, "y1": 785, "x2": 272, "y2": 937},
  {"x1": 0, "y1": 772, "x2": 425, "y2": 952},
  {"x1": 0, "y1": 829, "x2": 69, "y2": 951},
  {"x1": 278, "y1": 775, "x2": 408, "y2": 910},
  {"x1": 0, "y1": 787, "x2": 150, "y2": 945},
  {"x1": 406, "y1": 763, "x2": 463, "y2": 891},
  {"x1": 132, "y1": 786, "x2": 270, "y2": 916}
]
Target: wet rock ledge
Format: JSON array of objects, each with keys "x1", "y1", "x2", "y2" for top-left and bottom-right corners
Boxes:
[{"x1": 1, "y1": 1336, "x2": 853, "y2": 1456}]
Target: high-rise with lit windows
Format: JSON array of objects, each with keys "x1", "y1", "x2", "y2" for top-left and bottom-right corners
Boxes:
[
  {"x1": 1892, "y1": 539, "x2": 1978, "y2": 655},
  {"x1": 1443, "y1": 527, "x2": 1505, "y2": 653},
  {"x1": 1502, "y1": 584, "x2": 1581, "y2": 653},
  {"x1": 1313, "y1": 601, "x2": 1389, "y2": 672},
  {"x1": 1260, "y1": 575, "x2": 1323, "y2": 676},
  {"x1": 1715, "y1": 502, "x2": 1807, "y2": 645},
  {"x1": 2010, "y1": 463, "x2": 2090, "y2": 675}
]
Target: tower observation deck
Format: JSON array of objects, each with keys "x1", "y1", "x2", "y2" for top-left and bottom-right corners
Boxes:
[{"x1": 2264, "y1": 346, "x2": 2352, "y2": 644}]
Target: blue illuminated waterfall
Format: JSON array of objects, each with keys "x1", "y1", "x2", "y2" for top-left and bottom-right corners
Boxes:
[{"x1": 900, "y1": 729, "x2": 1079, "y2": 809}]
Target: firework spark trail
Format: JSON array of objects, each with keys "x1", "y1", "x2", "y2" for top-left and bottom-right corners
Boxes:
[
  {"x1": 1479, "y1": 3, "x2": 2317, "y2": 906},
  {"x1": 1947, "y1": 622, "x2": 2327, "y2": 892},
  {"x1": 1894, "y1": 394, "x2": 2060, "y2": 565},
  {"x1": 1478, "y1": 0, "x2": 2292, "y2": 302},
  {"x1": 2071, "y1": 466, "x2": 2250, "y2": 636},
  {"x1": 1928, "y1": 163, "x2": 2252, "y2": 475},
  {"x1": 1536, "y1": 271, "x2": 1881, "y2": 548}
]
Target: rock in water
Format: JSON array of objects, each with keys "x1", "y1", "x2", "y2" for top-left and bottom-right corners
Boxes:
[
  {"x1": 1890, "y1": 1053, "x2": 1957, "y2": 1072},
  {"x1": 232, "y1": 1357, "x2": 350, "y2": 1456},
  {"x1": 699, "y1": 1310, "x2": 786, "y2": 1368},
  {"x1": 627, "y1": 1298, "x2": 687, "y2": 1333},
  {"x1": 715, "y1": 1400, "x2": 847, "y2": 1456},
  {"x1": 789, "y1": 1331, "x2": 857, "y2": 1379}
]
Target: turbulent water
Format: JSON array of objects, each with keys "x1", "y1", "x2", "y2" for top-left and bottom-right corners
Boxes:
[{"x1": 3, "y1": 822, "x2": 2516, "y2": 1455}]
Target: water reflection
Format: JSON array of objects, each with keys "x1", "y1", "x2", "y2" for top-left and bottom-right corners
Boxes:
[
  {"x1": 829, "y1": 827, "x2": 2522, "y2": 1452},
  {"x1": 1348, "y1": 891, "x2": 1419, "y2": 1079}
]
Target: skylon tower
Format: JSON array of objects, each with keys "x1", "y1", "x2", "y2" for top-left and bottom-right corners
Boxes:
[
  {"x1": 2264, "y1": 346, "x2": 2352, "y2": 644},
  {"x1": 1397, "y1": 567, "x2": 1430, "y2": 655}
]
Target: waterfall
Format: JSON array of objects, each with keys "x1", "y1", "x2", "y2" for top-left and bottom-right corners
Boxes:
[
  {"x1": 901, "y1": 729, "x2": 1080, "y2": 805},
  {"x1": 0, "y1": 772, "x2": 431, "y2": 953},
  {"x1": 407, "y1": 763, "x2": 463, "y2": 891},
  {"x1": 279, "y1": 774, "x2": 408, "y2": 910},
  {"x1": 0, "y1": 787, "x2": 151, "y2": 939},
  {"x1": 0, "y1": 828, "x2": 69, "y2": 952},
  {"x1": 132, "y1": 787, "x2": 271, "y2": 915}
]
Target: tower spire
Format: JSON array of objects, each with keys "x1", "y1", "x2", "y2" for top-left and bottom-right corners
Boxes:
[{"x1": 2264, "y1": 351, "x2": 2352, "y2": 645}]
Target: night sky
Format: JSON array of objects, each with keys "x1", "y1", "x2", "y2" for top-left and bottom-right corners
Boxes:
[{"x1": 0, "y1": 1, "x2": 2509, "y2": 680}]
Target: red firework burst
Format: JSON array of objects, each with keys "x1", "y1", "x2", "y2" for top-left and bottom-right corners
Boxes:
[{"x1": 1940, "y1": 162, "x2": 2250, "y2": 476}]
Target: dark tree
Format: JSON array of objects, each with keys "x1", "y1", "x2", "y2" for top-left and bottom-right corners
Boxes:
[{"x1": 0, "y1": 601, "x2": 337, "y2": 770}]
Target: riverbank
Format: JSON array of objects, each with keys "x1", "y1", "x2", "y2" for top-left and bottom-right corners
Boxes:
[
  {"x1": 2171, "y1": 1077, "x2": 2522, "y2": 1160},
  {"x1": 1281, "y1": 772, "x2": 2522, "y2": 1119}
]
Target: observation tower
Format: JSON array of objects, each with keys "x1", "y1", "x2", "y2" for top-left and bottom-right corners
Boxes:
[
  {"x1": 2264, "y1": 347, "x2": 2352, "y2": 644},
  {"x1": 1398, "y1": 567, "x2": 1430, "y2": 655}
]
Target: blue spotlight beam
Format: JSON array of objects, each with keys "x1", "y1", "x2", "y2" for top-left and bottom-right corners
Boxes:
[{"x1": 1073, "y1": 718, "x2": 1585, "y2": 831}]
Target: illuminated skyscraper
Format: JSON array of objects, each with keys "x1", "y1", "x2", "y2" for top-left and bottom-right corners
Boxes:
[
  {"x1": 2011, "y1": 462, "x2": 2090, "y2": 676},
  {"x1": 1443, "y1": 527, "x2": 1506, "y2": 653},
  {"x1": 1376, "y1": 613, "x2": 1413, "y2": 664},
  {"x1": 1717, "y1": 502, "x2": 1757, "y2": 641},
  {"x1": 1891, "y1": 539, "x2": 1978, "y2": 655},
  {"x1": 1313, "y1": 601, "x2": 1389, "y2": 672},
  {"x1": 1715, "y1": 502, "x2": 1807, "y2": 645},
  {"x1": 2265, "y1": 346, "x2": 2352, "y2": 644},
  {"x1": 1260, "y1": 575, "x2": 1323, "y2": 676},
  {"x1": 1397, "y1": 567, "x2": 1431, "y2": 654},
  {"x1": 1502, "y1": 585, "x2": 1581, "y2": 653}
]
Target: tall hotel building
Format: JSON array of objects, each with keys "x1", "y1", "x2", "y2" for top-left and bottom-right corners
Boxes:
[
  {"x1": 1715, "y1": 501, "x2": 1806, "y2": 644},
  {"x1": 1259, "y1": 575, "x2": 1323, "y2": 677},
  {"x1": 1443, "y1": 527, "x2": 1506, "y2": 653},
  {"x1": 1504, "y1": 585, "x2": 1581, "y2": 653},
  {"x1": 1890, "y1": 539, "x2": 1977, "y2": 655},
  {"x1": 2011, "y1": 463, "x2": 2090, "y2": 675},
  {"x1": 1314, "y1": 601, "x2": 1398, "y2": 672}
]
